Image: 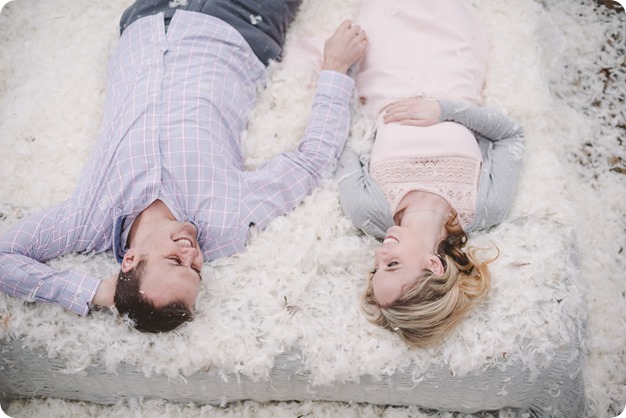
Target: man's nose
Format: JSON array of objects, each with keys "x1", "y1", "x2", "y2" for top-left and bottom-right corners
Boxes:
[{"x1": 179, "y1": 246, "x2": 198, "y2": 265}]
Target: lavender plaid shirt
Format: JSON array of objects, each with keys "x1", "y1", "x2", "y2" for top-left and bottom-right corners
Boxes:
[{"x1": 0, "y1": 11, "x2": 354, "y2": 316}]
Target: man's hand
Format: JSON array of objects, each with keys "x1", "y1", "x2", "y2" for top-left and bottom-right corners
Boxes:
[
  {"x1": 93, "y1": 273, "x2": 117, "y2": 309},
  {"x1": 321, "y1": 20, "x2": 368, "y2": 74},
  {"x1": 382, "y1": 97, "x2": 442, "y2": 126}
]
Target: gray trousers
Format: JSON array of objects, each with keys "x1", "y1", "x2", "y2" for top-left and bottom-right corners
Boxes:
[{"x1": 119, "y1": 0, "x2": 302, "y2": 65}]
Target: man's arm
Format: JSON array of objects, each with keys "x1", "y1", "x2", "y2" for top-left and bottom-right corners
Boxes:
[
  {"x1": 0, "y1": 203, "x2": 102, "y2": 315},
  {"x1": 241, "y1": 20, "x2": 368, "y2": 231}
]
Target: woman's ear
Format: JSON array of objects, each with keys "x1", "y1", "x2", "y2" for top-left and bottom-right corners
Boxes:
[
  {"x1": 429, "y1": 255, "x2": 445, "y2": 275},
  {"x1": 121, "y1": 249, "x2": 137, "y2": 273}
]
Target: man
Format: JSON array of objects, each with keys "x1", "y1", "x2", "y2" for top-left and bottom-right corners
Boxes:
[{"x1": 0, "y1": 0, "x2": 367, "y2": 332}]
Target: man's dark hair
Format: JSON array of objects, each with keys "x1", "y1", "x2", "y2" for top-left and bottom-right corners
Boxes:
[{"x1": 113, "y1": 259, "x2": 194, "y2": 333}]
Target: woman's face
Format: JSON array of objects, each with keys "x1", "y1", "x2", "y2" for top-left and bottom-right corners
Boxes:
[{"x1": 371, "y1": 226, "x2": 443, "y2": 306}]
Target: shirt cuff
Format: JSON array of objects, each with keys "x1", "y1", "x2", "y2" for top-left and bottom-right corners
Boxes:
[
  {"x1": 316, "y1": 70, "x2": 355, "y2": 103},
  {"x1": 60, "y1": 272, "x2": 102, "y2": 316}
]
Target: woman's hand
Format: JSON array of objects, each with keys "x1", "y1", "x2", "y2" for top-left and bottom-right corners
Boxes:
[
  {"x1": 382, "y1": 97, "x2": 442, "y2": 126},
  {"x1": 321, "y1": 20, "x2": 368, "y2": 74}
]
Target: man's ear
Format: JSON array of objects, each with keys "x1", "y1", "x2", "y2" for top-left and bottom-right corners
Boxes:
[
  {"x1": 121, "y1": 249, "x2": 138, "y2": 273},
  {"x1": 429, "y1": 255, "x2": 445, "y2": 276}
]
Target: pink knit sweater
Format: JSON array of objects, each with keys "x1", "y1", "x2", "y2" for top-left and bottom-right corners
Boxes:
[{"x1": 356, "y1": 0, "x2": 488, "y2": 227}]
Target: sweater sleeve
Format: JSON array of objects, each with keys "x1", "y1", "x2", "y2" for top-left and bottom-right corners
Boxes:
[
  {"x1": 335, "y1": 147, "x2": 393, "y2": 239},
  {"x1": 439, "y1": 99, "x2": 525, "y2": 231},
  {"x1": 439, "y1": 99, "x2": 525, "y2": 144}
]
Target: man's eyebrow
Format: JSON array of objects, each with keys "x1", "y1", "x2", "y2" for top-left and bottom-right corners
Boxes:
[{"x1": 167, "y1": 259, "x2": 203, "y2": 281}]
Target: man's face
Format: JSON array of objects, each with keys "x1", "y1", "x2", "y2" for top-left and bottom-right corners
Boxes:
[{"x1": 123, "y1": 221, "x2": 204, "y2": 309}]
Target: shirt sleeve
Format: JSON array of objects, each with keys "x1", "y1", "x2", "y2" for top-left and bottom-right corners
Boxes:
[
  {"x1": 0, "y1": 203, "x2": 101, "y2": 316},
  {"x1": 438, "y1": 99, "x2": 525, "y2": 231},
  {"x1": 240, "y1": 70, "x2": 355, "y2": 231}
]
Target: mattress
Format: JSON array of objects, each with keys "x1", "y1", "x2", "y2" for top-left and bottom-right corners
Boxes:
[{"x1": 0, "y1": 0, "x2": 588, "y2": 416}]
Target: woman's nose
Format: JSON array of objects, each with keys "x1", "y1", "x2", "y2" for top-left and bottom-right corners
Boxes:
[{"x1": 374, "y1": 246, "x2": 388, "y2": 263}]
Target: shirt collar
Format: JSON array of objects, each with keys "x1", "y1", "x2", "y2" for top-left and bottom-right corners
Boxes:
[{"x1": 113, "y1": 215, "x2": 127, "y2": 263}]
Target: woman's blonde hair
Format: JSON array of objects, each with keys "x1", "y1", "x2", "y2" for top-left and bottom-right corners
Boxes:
[{"x1": 361, "y1": 215, "x2": 496, "y2": 348}]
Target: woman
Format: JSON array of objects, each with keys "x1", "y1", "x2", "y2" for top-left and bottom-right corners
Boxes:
[{"x1": 335, "y1": 0, "x2": 525, "y2": 348}]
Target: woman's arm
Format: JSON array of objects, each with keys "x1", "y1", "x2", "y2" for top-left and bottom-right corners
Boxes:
[
  {"x1": 438, "y1": 99, "x2": 524, "y2": 144},
  {"x1": 382, "y1": 97, "x2": 525, "y2": 231},
  {"x1": 381, "y1": 96, "x2": 524, "y2": 144},
  {"x1": 335, "y1": 147, "x2": 393, "y2": 239},
  {"x1": 437, "y1": 99, "x2": 525, "y2": 231}
]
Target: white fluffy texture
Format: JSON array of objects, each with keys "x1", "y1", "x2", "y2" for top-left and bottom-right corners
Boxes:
[
  {"x1": 0, "y1": 0, "x2": 624, "y2": 417},
  {"x1": 540, "y1": 2, "x2": 626, "y2": 417},
  {"x1": 5, "y1": 398, "x2": 524, "y2": 418}
]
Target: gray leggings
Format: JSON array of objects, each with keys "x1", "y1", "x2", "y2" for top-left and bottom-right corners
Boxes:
[{"x1": 119, "y1": 0, "x2": 302, "y2": 65}]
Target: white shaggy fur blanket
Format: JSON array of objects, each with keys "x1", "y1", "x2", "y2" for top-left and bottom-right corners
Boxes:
[{"x1": 0, "y1": 0, "x2": 625, "y2": 417}]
